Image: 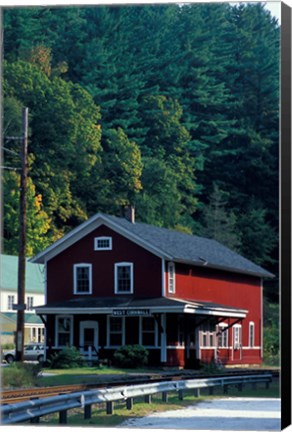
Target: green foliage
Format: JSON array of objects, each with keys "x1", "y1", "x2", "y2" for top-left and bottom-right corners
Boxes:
[
  {"x1": 201, "y1": 183, "x2": 241, "y2": 252},
  {"x1": 113, "y1": 345, "x2": 149, "y2": 368},
  {"x1": 3, "y1": 170, "x2": 52, "y2": 256},
  {"x1": 48, "y1": 346, "x2": 85, "y2": 369},
  {"x1": 2, "y1": 362, "x2": 42, "y2": 389},
  {"x1": 2, "y1": 3, "x2": 279, "y2": 301},
  {"x1": 263, "y1": 300, "x2": 279, "y2": 366}
]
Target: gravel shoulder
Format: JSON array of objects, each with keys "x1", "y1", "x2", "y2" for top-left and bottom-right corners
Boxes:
[{"x1": 119, "y1": 397, "x2": 281, "y2": 430}]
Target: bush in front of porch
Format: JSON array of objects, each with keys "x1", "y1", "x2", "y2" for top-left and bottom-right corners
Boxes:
[
  {"x1": 48, "y1": 346, "x2": 85, "y2": 369},
  {"x1": 113, "y1": 345, "x2": 149, "y2": 368}
]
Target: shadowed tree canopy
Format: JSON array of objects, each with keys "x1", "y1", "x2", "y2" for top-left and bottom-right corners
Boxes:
[{"x1": 3, "y1": 3, "x2": 279, "y2": 301}]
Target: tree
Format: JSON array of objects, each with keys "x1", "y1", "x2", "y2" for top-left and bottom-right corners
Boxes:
[
  {"x1": 3, "y1": 170, "x2": 53, "y2": 256},
  {"x1": 101, "y1": 128, "x2": 143, "y2": 213},
  {"x1": 201, "y1": 184, "x2": 241, "y2": 252},
  {"x1": 4, "y1": 60, "x2": 102, "y2": 232}
]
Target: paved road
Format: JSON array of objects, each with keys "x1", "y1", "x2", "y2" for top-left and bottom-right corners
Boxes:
[{"x1": 120, "y1": 397, "x2": 281, "y2": 430}]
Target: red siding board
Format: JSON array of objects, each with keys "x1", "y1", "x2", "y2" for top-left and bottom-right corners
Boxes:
[
  {"x1": 164, "y1": 262, "x2": 262, "y2": 365},
  {"x1": 47, "y1": 225, "x2": 162, "y2": 302}
]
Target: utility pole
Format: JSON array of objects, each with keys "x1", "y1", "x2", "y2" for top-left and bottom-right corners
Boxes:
[{"x1": 15, "y1": 107, "x2": 28, "y2": 362}]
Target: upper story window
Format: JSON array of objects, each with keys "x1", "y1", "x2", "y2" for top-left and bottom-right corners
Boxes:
[
  {"x1": 27, "y1": 296, "x2": 34, "y2": 311},
  {"x1": 168, "y1": 262, "x2": 176, "y2": 294},
  {"x1": 249, "y1": 322, "x2": 255, "y2": 347},
  {"x1": 7, "y1": 295, "x2": 15, "y2": 310},
  {"x1": 74, "y1": 264, "x2": 92, "y2": 295},
  {"x1": 94, "y1": 236, "x2": 112, "y2": 251},
  {"x1": 114, "y1": 263, "x2": 134, "y2": 294}
]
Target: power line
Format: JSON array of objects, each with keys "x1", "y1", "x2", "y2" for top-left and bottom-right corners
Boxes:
[
  {"x1": 0, "y1": 165, "x2": 20, "y2": 171},
  {"x1": 1, "y1": 146, "x2": 20, "y2": 157}
]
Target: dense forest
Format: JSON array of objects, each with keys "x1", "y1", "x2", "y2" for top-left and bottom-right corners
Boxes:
[{"x1": 3, "y1": 3, "x2": 279, "y2": 311}]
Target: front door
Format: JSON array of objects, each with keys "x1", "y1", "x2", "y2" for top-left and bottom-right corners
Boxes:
[{"x1": 80, "y1": 321, "x2": 99, "y2": 359}]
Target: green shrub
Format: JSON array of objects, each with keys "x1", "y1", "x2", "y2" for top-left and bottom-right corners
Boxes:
[
  {"x1": 2, "y1": 362, "x2": 41, "y2": 389},
  {"x1": 48, "y1": 346, "x2": 85, "y2": 369},
  {"x1": 113, "y1": 345, "x2": 148, "y2": 368}
]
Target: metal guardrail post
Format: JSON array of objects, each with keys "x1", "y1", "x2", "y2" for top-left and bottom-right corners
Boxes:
[
  {"x1": 162, "y1": 391, "x2": 168, "y2": 402},
  {"x1": 58, "y1": 393, "x2": 67, "y2": 424},
  {"x1": 126, "y1": 398, "x2": 133, "y2": 410},
  {"x1": 178, "y1": 390, "x2": 184, "y2": 400},
  {"x1": 59, "y1": 408, "x2": 67, "y2": 424},
  {"x1": 144, "y1": 394, "x2": 151, "y2": 404},
  {"x1": 84, "y1": 404, "x2": 92, "y2": 420},
  {"x1": 194, "y1": 388, "x2": 200, "y2": 397},
  {"x1": 29, "y1": 397, "x2": 40, "y2": 423},
  {"x1": 106, "y1": 401, "x2": 114, "y2": 415},
  {"x1": 223, "y1": 385, "x2": 228, "y2": 394}
]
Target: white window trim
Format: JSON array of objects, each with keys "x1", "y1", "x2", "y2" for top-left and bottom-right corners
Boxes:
[
  {"x1": 114, "y1": 262, "x2": 134, "y2": 294},
  {"x1": 26, "y1": 296, "x2": 34, "y2": 311},
  {"x1": 7, "y1": 295, "x2": 15, "y2": 311},
  {"x1": 200, "y1": 330, "x2": 216, "y2": 349},
  {"x1": 94, "y1": 236, "x2": 112, "y2": 251},
  {"x1": 217, "y1": 323, "x2": 229, "y2": 348},
  {"x1": 55, "y1": 315, "x2": 73, "y2": 347},
  {"x1": 168, "y1": 262, "x2": 176, "y2": 294},
  {"x1": 139, "y1": 316, "x2": 159, "y2": 347},
  {"x1": 73, "y1": 263, "x2": 92, "y2": 295},
  {"x1": 106, "y1": 316, "x2": 125, "y2": 347},
  {"x1": 249, "y1": 321, "x2": 255, "y2": 348},
  {"x1": 233, "y1": 324, "x2": 242, "y2": 349}
]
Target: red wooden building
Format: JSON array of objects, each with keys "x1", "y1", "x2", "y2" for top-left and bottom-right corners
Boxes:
[{"x1": 32, "y1": 210, "x2": 273, "y2": 368}]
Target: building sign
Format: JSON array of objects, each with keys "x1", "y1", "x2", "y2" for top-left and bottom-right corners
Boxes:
[{"x1": 112, "y1": 309, "x2": 151, "y2": 317}]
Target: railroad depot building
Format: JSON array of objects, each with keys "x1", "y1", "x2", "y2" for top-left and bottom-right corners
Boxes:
[{"x1": 32, "y1": 211, "x2": 273, "y2": 368}]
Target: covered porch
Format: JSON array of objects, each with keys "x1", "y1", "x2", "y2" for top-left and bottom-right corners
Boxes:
[{"x1": 35, "y1": 297, "x2": 247, "y2": 368}]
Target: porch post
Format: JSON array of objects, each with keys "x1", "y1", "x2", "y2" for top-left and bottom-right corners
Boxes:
[{"x1": 160, "y1": 314, "x2": 167, "y2": 363}]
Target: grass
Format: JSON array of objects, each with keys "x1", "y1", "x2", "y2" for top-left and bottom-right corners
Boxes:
[
  {"x1": 38, "y1": 378, "x2": 279, "y2": 426},
  {"x1": 38, "y1": 365, "x2": 162, "y2": 387}
]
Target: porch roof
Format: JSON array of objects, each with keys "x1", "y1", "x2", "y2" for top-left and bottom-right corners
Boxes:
[{"x1": 35, "y1": 296, "x2": 247, "y2": 319}]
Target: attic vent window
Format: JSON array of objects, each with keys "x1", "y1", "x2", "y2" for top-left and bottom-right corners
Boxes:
[{"x1": 94, "y1": 237, "x2": 112, "y2": 251}]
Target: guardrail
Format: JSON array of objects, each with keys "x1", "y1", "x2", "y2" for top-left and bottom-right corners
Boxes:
[{"x1": 1, "y1": 373, "x2": 272, "y2": 425}]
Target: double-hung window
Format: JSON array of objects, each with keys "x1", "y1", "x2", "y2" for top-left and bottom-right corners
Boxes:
[
  {"x1": 249, "y1": 322, "x2": 255, "y2": 347},
  {"x1": 108, "y1": 317, "x2": 124, "y2": 346},
  {"x1": 7, "y1": 295, "x2": 15, "y2": 310},
  {"x1": 74, "y1": 264, "x2": 92, "y2": 295},
  {"x1": 168, "y1": 262, "x2": 176, "y2": 294},
  {"x1": 218, "y1": 324, "x2": 228, "y2": 348},
  {"x1": 27, "y1": 296, "x2": 34, "y2": 311},
  {"x1": 140, "y1": 317, "x2": 157, "y2": 346},
  {"x1": 56, "y1": 316, "x2": 73, "y2": 347},
  {"x1": 200, "y1": 322, "x2": 216, "y2": 347},
  {"x1": 114, "y1": 263, "x2": 133, "y2": 294},
  {"x1": 233, "y1": 325, "x2": 242, "y2": 349}
]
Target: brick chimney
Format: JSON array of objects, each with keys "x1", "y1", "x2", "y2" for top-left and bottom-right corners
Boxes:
[{"x1": 124, "y1": 205, "x2": 135, "y2": 223}]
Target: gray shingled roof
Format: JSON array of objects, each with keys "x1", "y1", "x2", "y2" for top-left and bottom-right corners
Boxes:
[{"x1": 105, "y1": 214, "x2": 273, "y2": 278}]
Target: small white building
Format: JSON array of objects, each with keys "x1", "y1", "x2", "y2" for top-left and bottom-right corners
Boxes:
[{"x1": 0, "y1": 255, "x2": 45, "y2": 344}]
